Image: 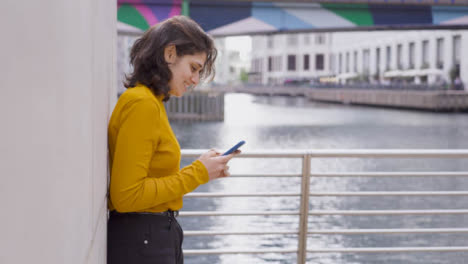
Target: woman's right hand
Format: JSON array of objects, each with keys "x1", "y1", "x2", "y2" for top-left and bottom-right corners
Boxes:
[{"x1": 198, "y1": 149, "x2": 238, "y2": 181}]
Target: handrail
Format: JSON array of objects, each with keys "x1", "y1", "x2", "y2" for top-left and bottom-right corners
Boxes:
[
  {"x1": 180, "y1": 149, "x2": 468, "y2": 263},
  {"x1": 186, "y1": 191, "x2": 468, "y2": 197},
  {"x1": 184, "y1": 228, "x2": 468, "y2": 236},
  {"x1": 182, "y1": 149, "x2": 468, "y2": 158}
]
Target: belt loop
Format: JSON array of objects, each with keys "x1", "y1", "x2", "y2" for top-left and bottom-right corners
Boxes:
[{"x1": 168, "y1": 211, "x2": 173, "y2": 230}]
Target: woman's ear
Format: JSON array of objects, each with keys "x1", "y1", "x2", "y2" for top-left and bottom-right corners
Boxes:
[{"x1": 164, "y1": 45, "x2": 177, "y2": 64}]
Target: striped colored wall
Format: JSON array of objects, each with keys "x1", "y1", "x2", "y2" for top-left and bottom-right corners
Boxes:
[{"x1": 117, "y1": 0, "x2": 468, "y2": 34}]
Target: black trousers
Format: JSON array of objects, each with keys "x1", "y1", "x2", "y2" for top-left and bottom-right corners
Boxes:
[{"x1": 107, "y1": 211, "x2": 184, "y2": 264}]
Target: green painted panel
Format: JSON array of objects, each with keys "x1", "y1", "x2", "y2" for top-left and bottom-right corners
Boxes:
[
  {"x1": 117, "y1": 4, "x2": 150, "y2": 31},
  {"x1": 322, "y1": 3, "x2": 374, "y2": 26},
  {"x1": 182, "y1": 0, "x2": 190, "y2": 17}
]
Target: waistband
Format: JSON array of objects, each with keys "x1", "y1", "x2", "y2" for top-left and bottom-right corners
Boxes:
[{"x1": 110, "y1": 210, "x2": 179, "y2": 218}]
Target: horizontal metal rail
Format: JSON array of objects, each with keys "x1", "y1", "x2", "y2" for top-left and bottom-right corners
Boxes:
[
  {"x1": 184, "y1": 246, "x2": 468, "y2": 256},
  {"x1": 186, "y1": 191, "x2": 468, "y2": 198},
  {"x1": 310, "y1": 172, "x2": 468, "y2": 177},
  {"x1": 308, "y1": 191, "x2": 468, "y2": 196},
  {"x1": 185, "y1": 192, "x2": 300, "y2": 197},
  {"x1": 184, "y1": 248, "x2": 298, "y2": 256},
  {"x1": 227, "y1": 173, "x2": 302, "y2": 177},
  {"x1": 179, "y1": 211, "x2": 300, "y2": 217},
  {"x1": 184, "y1": 230, "x2": 298, "y2": 236},
  {"x1": 307, "y1": 247, "x2": 468, "y2": 253},
  {"x1": 309, "y1": 210, "x2": 468, "y2": 215},
  {"x1": 180, "y1": 209, "x2": 468, "y2": 217},
  {"x1": 226, "y1": 172, "x2": 468, "y2": 177},
  {"x1": 182, "y1": 149, "x2": 468, "y2": 158},
  {"x1": 307, "y1": 228, "x2": 468, "y2": 234},
  {"x1": 180, "y1": 149, "x2": 468, "y2": 261},
  {"x1": 184, "y1": 228, "x2": 468, "y2": 236}
]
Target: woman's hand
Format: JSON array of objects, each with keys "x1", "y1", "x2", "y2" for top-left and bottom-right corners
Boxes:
[{"x1": 197, "y1": 149, "x2": 240, "y2": 181}]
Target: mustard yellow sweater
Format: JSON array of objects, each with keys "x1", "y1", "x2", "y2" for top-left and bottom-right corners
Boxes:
[{"x1": 108, "y1": 84, "x2": 209, "y2": 213}]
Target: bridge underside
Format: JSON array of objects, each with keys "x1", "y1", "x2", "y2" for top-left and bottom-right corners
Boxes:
[{"x1": 117, "y1": 0, "x2": 468, "y2": 36}]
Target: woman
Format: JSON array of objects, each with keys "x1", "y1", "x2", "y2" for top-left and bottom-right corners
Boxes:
[{"x1": 107, "y1": 16, "x2": 236, "y2": 264}]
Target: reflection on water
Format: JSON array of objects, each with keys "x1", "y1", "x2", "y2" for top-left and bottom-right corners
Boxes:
[{"x1": 173, "y1": 94, "x2": 468, "y2": 263}]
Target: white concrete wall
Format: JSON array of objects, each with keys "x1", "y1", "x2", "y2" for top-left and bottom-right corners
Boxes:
[{"x1": 0, "y1": 1, "x2": 116, "y2": 264}]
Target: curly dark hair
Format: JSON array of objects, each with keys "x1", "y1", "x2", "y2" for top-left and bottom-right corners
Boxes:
[{"x1": 124, "y1": 16, "x2": 217, "y2": 101}]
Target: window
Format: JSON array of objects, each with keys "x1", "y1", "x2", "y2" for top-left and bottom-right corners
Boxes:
[
  {"x1": 304, "y1": 34, "x2": 310, "y2": 45},
  {"x1": 316, "y1": 54, "x2": 324, "y2": 71},
  {"x1": 267, "y1": 36, "x2": 274, "y2": 49},
  {"x1": 329, "y1": 54, "x2": 335, "y2": 72},
  {"x1": 353, "y1": 51, "x2": 358, "y2": 72},
  {"x1": 304, "y1": 54, "x2": 310, "y2": 70},
  {"x1": 409, "y1": 42, "x2": 415, "y2": 69},
  {"x1": 363, "y1": 49, "x2": 370, "y2": 74},
  {"x1": 436, "y1": 38, "x2": 444, "y2": 69},
  {"x1": 315, "y1": 34, "x2": 325, "y2": 45},
  {"x1": 338, "y1": 53, "x2": 342, "y2": 73},
  {"x1": 376, "y1": 48, "x2": 381, "y2": 73},
  {"x1": 453, "y1": 35, "x2": 461, "y2": 65},
  {"x1": 287, "y1": 35, "x2": 298, "y2": 46},
  {"x1": 397, "y1": 44, "x2": 403, "y2": 69},
  {"x1": 386, "y1": 46, "x2": 391, "y2": 70},
  {"x1": 345, "y1": 52, "x2": 350, "y2": 73},
  {"x1": 288, "y1": 55, "x2": 296, "y2": 71},
  {"x1": 251, "y1": 58, "x2": 262, "y2": 73},
  {"x1": 422, "y1": 40, "x2": 429, "y2": 67},
  {"x1": 274, "y1": 56, "x2": 282, "y2": 72},
  {"x1": 268, "y1": 56, "x2": 273, "y2": 72}
]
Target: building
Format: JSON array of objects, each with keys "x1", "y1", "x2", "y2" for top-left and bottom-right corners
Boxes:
[
  {"x1": 212, "y1": 37, "x2": 251, "y2": 86},
  {"x1": 251, "y1": 32, "x2": 333, "y2": 85},
  {"x1": 251, "y1": 30, "x2": 467, "y2": 86}
]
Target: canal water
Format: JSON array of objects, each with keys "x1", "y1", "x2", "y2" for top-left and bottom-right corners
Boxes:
[{"x1": 171, "y1": 93, "x2": 468, "y2": 264}]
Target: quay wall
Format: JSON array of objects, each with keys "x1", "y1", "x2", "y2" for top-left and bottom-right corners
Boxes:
[
  {"x1": 307, "y1": 89, "x2": 468, "y2": 111},
  {"x1": 165, "y1": 92, "x2": 224, "y2": 121}
]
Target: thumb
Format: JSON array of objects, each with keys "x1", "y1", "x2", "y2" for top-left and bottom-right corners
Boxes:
[{"x1": 215, "y1": 153, "x2": 235, "y2": 163}]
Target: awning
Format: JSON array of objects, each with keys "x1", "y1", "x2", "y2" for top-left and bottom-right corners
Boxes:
[
  {"x1": 384, "y1": 68, "x2": 444, "y2": 77},
  {"x1": 337, "y1": 72, "x2": 358, "y2": 79}
]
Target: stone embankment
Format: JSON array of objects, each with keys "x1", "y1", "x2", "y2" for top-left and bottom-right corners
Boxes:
[{"x1": 307, "y1": 89, "x2": 468, "y2": 111}]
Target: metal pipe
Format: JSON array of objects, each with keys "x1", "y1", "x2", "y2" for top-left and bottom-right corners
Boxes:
[
  {"x1": 179, "y1": 210, "x2": 300, "y2": 216},
  {"x1": 309, "y1": 209, "x2": 468, "y2": 215},
  {"x1": 307, "y1": 247, "x2": 468, "y2": 253},
  {"x1": 310, "y1": 172, "x2": 468, "y2": 177},
  {"x1": 298, "y1": 154, "x2": 311, "y2": 264}
]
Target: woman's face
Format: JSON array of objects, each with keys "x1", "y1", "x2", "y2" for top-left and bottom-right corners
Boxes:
[{"x1": 166, "y1": 47, "x2": 207, "y2": 97}]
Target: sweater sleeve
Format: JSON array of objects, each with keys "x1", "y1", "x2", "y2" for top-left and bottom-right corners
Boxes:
[{"x1": 110, "y1": 99, "x2": 209, "y2": 212}]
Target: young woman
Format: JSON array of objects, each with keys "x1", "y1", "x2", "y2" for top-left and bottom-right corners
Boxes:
[{"x1": 107, "y1": 16, "x2": 236, "y2": 264}]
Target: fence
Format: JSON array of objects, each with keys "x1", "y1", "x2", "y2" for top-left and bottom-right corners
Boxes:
[{"x1": 180, "y1": 149, "x2": 468, "y2": 264}]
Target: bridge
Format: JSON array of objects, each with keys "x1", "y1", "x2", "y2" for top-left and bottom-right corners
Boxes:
[{"x1": 117, "y1": 0, "x2": 468, "y2": 36}]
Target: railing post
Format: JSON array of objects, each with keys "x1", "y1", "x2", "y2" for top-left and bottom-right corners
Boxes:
[{"x1": 298, "y1": 154, "x2": 311, "y2": 264}]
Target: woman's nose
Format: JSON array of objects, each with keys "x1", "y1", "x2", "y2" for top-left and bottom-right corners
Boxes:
[{"x1": 191, "y1": 72, "x2": 200, "y2": 85}]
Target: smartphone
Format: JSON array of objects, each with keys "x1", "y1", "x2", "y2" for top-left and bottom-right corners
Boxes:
[{"x1": 222, "y1": 140, "x2": 245, "y2": 156}]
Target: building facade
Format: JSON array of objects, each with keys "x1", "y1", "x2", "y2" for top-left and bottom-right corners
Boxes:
[
  {"x1": 213, "y1": 38, "x2": 251, "y2": 86},
  {"x1": 251, "y1": 30, "x2": 467, "y2": 87},
  {"x1": 251, "y1": 32, "x2": 333, "y2": 85}
]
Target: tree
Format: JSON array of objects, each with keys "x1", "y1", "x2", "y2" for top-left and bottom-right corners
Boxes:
[{"x1": 240, "y1": 68, "x2": 248, "y2": 83}]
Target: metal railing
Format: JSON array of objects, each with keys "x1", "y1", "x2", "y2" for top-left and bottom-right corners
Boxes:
[{"x1": 180, "y1": 149, "x2": 468, "y2": 264}]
